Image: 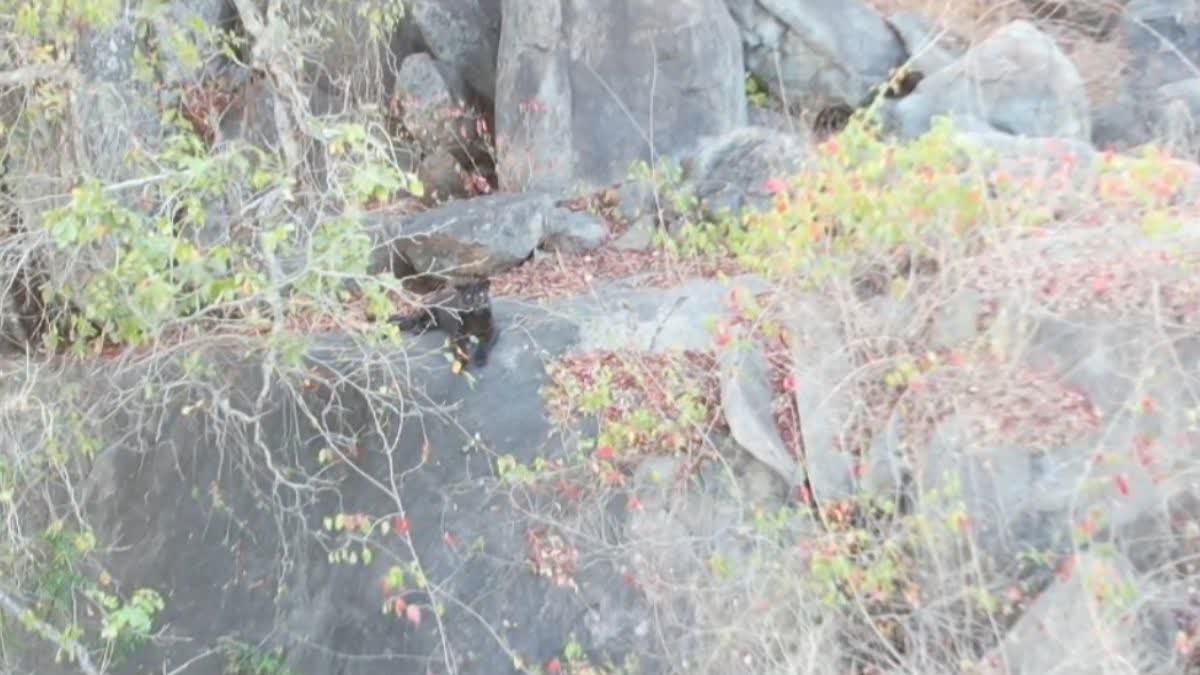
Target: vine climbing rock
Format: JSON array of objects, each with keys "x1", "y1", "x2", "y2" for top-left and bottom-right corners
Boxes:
[{"x1": 494, "y1": 0, "x2": 747, "y2": 193}]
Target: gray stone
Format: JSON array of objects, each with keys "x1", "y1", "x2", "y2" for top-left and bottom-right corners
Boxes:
[
  {"x1": 417, "y1": 147, "x2": 469, "y2": 202},
  {"x1": 929, "y1": 288, "x2": 984, "y2": 351},
  {"x1": 785, "y1": 295, "x2": 858, "y2": 503},
  {"x1": 919, "y1": 414, "x2": 1044, "y2": 550},
  {"x1": 1151, "y1": 78, "x2": 1200, "y2": 157},
  {"x1": 887, "y1": 12, "x2": 965, "y2": 77},
  {"x1": 393, "y1": 53, "x2": 489, "y2": 160},
  {"x1": 565, "y1": 274, "x2": 774, "y2": 354},
  {"x1": 1091, "y1": 95, "x2": 1155, "y2": 150},
  {"x1": 719, "y1": 343, "x2": 803, "y2": 486},
  {"x1": 886, "y1": 21, "x2": 1091, "y2": 142},
  {"x1": 367, "y1": 191, "x2": 553, "y2": 278},
  {"x1": 541, "y1": 208, "x2": 610, "y2": 253},
  {"x1": 1121, "y1": 0, "x2": 1200, "y2": 94},
  {"x1": 611, "y1": 216, "x2": 657, "y2": 251},
  {"x1": 395, "y1": 52, "x2": 461, "y2": 111},
  {"x1": 144, "y1": 0, "x2": 236, "y2": 89},
  {"x1": 5, "y1": 301, "x2": 613, "y2": 674},
  {"x1": 401, "y1": 0, "x2": 502, "y2": 103},
  {"x1": 616, "y1": 176, "x2": 658, "y2": 224},
  {"x1": 978, "y1": 554, "x2": 1144, "y2": 675},
  {"x1": 727, "y1": 0, "x2": 907, "y2": 109},
  {"x1": 495, "y1": 0, "x2": 747, "y2": 193},
  {"x1": 682, "y1": 126, "x2": 810, "y2": 218}
]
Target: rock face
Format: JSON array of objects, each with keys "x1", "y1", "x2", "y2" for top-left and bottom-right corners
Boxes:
[
  {"x1": 977, "y1": 554, "x2": 1144, "y2": 675},
  {"x1": 719, "y1": 344, "x2": 802, "y2": 485},
  {"x1": 495, "y1": 0, "x2": 747, "y2": 193},
  {"x1": 14, "y1": 304, "x2": 593, "y2": 675},
  {"x1": 885, "y1": 11, "x2": 965, "y2": 77},
  {"x1": 367, "y1": 191, "x2": 553, "y2": 279},
  {"x1": 391, "y1": 0, "x2": 504, "y2": 104},
  {"x1": 681, "y1": 125, "x2": 810, "y2": 218},
  {"x1": 725, "y1": 0, "x2": 907, "y2": 108},
  {"x1": 885, "y1": 21, "x2": 1091, "y2": 141},
  {"x1": 1121, "y1": 0, "x2": 1200, "y2": 94},
  {"x1": 4, "y1": 275, "x2": 782, "y2": 674},
  {"x1": 366, "y1": 191, "x2": 620, "y2": 279}
]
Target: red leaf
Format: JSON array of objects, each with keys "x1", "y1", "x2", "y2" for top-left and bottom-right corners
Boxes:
[
  {"x1": 764, "y1": 178, "x2": 787, "y2": 195},
  {"x1": 1057, "y1": 554, "x2": 1077, "y2": 582},
  {"x1": 443, "y1": 531, "x2": 459, "y2": 549},
  {"x1": 392, "y1": 596, "x2": 407, "y2": 616},
  {"x1": 405, "y1": 604, "x2": 422, "y2": 627},
  {"x1": 594, "y1": 446, "x2": 616, "y2": 462},
  {"x1": 393, "y1": 517, "x2": 411, "y2": 537},
  {"x1": 1115, "y1": 474, "x2": 1132, "y2": 497},
  {"x1": 715, "y1": 322, "x2": 733, "y2": 349},
  {"x1": 626, "y1": 496, "x2": 644, "y2": 513},
  {"x1": 796, "y1": 485, "x2": 813, "y2": 506},
  {"x1": 547, "y1": 658, "x2": 563, "y2": 675}
]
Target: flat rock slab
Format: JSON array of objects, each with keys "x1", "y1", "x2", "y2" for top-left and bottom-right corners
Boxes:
[{"x1": 12, "y1": 275, "x2": 779, "y2": 675}]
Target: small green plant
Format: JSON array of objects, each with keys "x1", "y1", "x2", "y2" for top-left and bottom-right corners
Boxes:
[
  {"x1": 625, "y1": 157, "x2": 702, "y2": 228},
  {"x1": 543, "y1": 350, "x2": 724, "y2": 488},
  {"x1": 222, "y1": 640, "x2": 292, "y2": 675},
  {"x1": 745, "y1": 73, "x2": 771, "y2": 108},
  {"x1": 93, "y1": 587, "x2": 164, "y2": 645}
]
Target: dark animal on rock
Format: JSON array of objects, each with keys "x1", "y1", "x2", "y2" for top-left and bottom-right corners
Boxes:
[
  {"x1": 812, "y1": 66, "x2": 925, "y2": 139},
  {"x1": 389, "y1": 277, "x2": 498, "y2": 370}
]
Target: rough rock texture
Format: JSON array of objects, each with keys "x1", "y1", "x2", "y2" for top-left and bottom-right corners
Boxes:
[
  {"x1": 541, "y1": 208, "x2": 610, "y2": 253},
  {"x1": 786, "y1": 296, "x2": 859, "y2": 503},
  {"x1": 886, "y1": 11, "x2": 966, "y2": 77},
  {"x1": 495, "y1": 0, "x2": 747, "y2": 193},
  {"x1": 396, "y1": 52, "x2": 464, "y2": 121},
  {"x1": 725, "y1": 0, "x2": 907, "y2": 109},
  {"x1": 885, "y1": 21, "x2": 1091, "y2": 142},
  {"x1": 418, "y1": 147, "x2": 471, "y2": 202},
  {"x1": 682, "y1": 126, "x2": 810, "y2": 218},
  {"x1": 12, "y1": 304, "x2": 596, "y2": 675},
  {"x1": 719, "y1": 343, "x2": 802, "y2": 485},
  {"x1": 5, "y1": 273, "x2": 784, "y2": 674},
  {"x1": 1121, "y1": 0, "x2": 1200, "y2": 94},
  {"x1": 367, "y1": 191, "x2": 553, "y2": 278},
  {"x1": 391, "y1": 0, "x2": 503, "y2": 104},
  {"x1": 146, "y1": 0, "x2": 238, "y2": 90},
  {"x1": 1150, "y1": 78, "x2": 1200, "y2": 157},
  {"x1": 567, "y1": 274, "x2": 773, "y2": 353},
  {"x1": 977, "y1": 554, "x2": 1146, "y2": 675}
]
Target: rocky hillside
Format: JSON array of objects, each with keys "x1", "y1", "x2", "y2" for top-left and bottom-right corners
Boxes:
[{"x1": 2, "y1": 1, "x2": 1200, "y2": 674}]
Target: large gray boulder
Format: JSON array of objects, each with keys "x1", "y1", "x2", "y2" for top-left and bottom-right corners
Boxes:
[
  {"x1": 495, "y1": 0, "x2": 747, "y2": 193},
  {"x1": 885, "y1": 21, "x2": 1091, "y2": 142},
  {"x1": 682, "y1": 125, "x2": 810, "y2": 218},
  {"x1": 1091, "y1": 0, "x2": 1200, "y2": 151},
  {"x1": 367, "y1": 191, "x2": 554, "y2": 278},
  {"x1": 725, "y1": 0, "x2": 907, "y2": 109},
  {"x1": 886, "y1": 11, "x2": 966, "y2": 77},
  {"x1": 2, "y1": 271, "x2": 789, "y2": 674},
  {"x1": 1121, "y1": 0, "x2": 1200, "y2": 94},
  {"x1": 390, "y1": 0, "x2": 503, "y2": 104}
]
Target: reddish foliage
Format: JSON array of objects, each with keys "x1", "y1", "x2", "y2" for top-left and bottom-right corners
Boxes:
[{"x1": 492, "y1": 248, "x2": 742, "y2": 303}]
